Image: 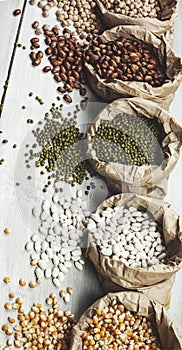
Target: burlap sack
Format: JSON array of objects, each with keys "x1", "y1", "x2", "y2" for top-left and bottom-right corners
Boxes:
[
  {"x1": 86, "y1": 193, "x2": 182, "y2": 306},
  {"x1": 96, "y1": 0, "x2": 178, "y2": 41},
  {"x1": 85, "y1": 25, "x2": 182, "y2": 110},
  {"x1": 87, "y1": 98, "x2": 182, "y2": 199},
  {"x1": 70, "y1": 291, "x2": 181, "y2": 350}
]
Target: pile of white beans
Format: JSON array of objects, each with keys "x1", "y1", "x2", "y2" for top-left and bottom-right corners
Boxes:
[
  {"x1": 25, "y1": 189, "x2": 91, "y2": 287},
  {"x1": 87, "y1": 205, "x2": 167, "y2": 268}
]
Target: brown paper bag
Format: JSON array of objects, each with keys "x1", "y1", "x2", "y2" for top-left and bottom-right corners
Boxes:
[
  {"x1": 70, "y1": 291, "x2": 182, "y2": 350},
  {"x1": 96, "y1": 0, "x2": 178, "y2": 42},
  {"x1": 87, "y1": 98, "x2": 182, "y2": 199},
  {"x1": 97, "y1": 274, "x2": 175, "y2": 308},
  {"x1": 86, "y1": 193, "x2": 182, "y2": 306},
  {"x1": 85, "y1": 25, "x2": 182, "y2": 110}
]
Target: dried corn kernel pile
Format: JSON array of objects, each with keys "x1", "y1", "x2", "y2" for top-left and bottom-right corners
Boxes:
[
  {"x1": 2, "y1": 293, "x2": 76, "y2": 349},
  {"x1": 81, "y1": 298, "x2": 161, "y2": 349}
]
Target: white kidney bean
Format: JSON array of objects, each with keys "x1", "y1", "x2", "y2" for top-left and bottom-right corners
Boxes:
[{"x1": 87, "y1": 205, "x2": 167, "y2": 268}]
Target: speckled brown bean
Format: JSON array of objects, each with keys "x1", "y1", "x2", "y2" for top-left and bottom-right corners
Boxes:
[
  {"x1": 54, "y1": 75, "x2": 62, "y2": 82},
  {"x1": 30, "y1": 51, "x2": 36, "y2": 60},
  {"x1": 68, "y1": 76, "x2": 76, "y2": 84},
  {"x1": 45, "y1": 30, "x2": 54, "y2": 37},
  {"x1": 43, "y1": 66, "x2": 51, "y2": 72},
  {"x1": 32, "y1": 59, "x2": 41, "y2": 66},
  {"x1": 45, "y1": 37, "x2": 52, "y2": 45},
  {"x1": 60, "y1": 66, "x2": 67, "y2": 74},
  {"x1": 65, "y1": 83, "x2": 73, "y2": 92},
  {"x1": 57, "y1": 86, "x2": 66, "y2": 93},
  {"x1": 32, "y1": 21, "x2": 39, "y2": 29},
  {"x1": 74, "y1": 82, "x2": 82, "y2": 89},
  {"x1": 64, "y1": 62, "x2": 71, "y2": 71},
  {"x1": 67, "y1": 57, "x2": 74, "y2": 64},
  {"x1": 45, "y1": 47, "x2": 52, "y2": 55},
  {"x1": 63, "y1": 94, "x2": 72, "y2": 103},
  {"x1": 36, "y1": 51, "x2": 43, "y2": 59},
  {"x1": 31, "y1": 37, "x2": 39, "y2": 44},
  {"x1": 52, "y1": 66, "x2": 60, "y2": 73},
  {"x1": 49, "y1": 55, "x2": 57, "y2": 62},
  {"x1": 33, "y1": 42, "x2": 40, "y2": 49},
  {"x1": 73, "y1": 70, "x2": 80, "y2": 80},
  {"x1": 13, "y1": 9, "x2": 21, "y2": 16},
  {"x1": 60, "y1": 73, "x2": 67, "y2": 82}
]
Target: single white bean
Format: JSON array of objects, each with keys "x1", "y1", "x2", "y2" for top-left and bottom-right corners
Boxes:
[
  {"x1": 53, "y1": 278, "x2": 61, "y2": 288},
  {"x1": 75, "y1": 261, "x2": 83, "y2": 270},
  {"x1": 45, "y1": 268, "x2": 52, "y2": 279},
  {"x1": 35, "y1": 267, "x2": 44, "y2": 279}
]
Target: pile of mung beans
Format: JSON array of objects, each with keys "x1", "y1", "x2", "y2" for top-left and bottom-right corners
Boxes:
[
  {"x1": 25, "y1": 106, "x2": 90, "y2": 191},
  {"x1": 90, "y1": 112, "x2": 164, "y2": 166},
  {"x1": 81, "y1": 297, "x2": 161, "y2": 349},
  {"x1": 85, "y1": 36, "x2": 167, "y2": 87}
]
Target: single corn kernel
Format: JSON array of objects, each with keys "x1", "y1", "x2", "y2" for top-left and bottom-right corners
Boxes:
[
  {"x1": 4, "y1": 302, "x2": 12, "y2": 310},
  {"x1": 59, "y1": 290, "x2": 65, "y2": 298},
  {"x1": 49, "y1": 293, "x2": 56, "y2": 299},
  {"x1": 8, "y1": 317, "x2": 16, "y2": 324},
  {"x1": 3, "y1": 277, "x2": 10, "y2": 284},
  {"x1": 6, "y1": 339, "x2": 13, "y2": 346},
  {"x1": 19, "y1": 279, "x2": 26, "y2": 287},
  {"x1": 67, "y1": 287, "x2": 73, "y2": 294},
  {"x1": 29, "y1": 281, "x2": 37, "y2": 288},
  {"x1": 2, "y1": 324, "x2": 9, "y2": 332},
  {"x1": 14, "y1": 340, "x2": 22, "y2": 348},
  {"x1": 6, "y1": 330, "x2": 14, "y2": 336},
  {"x1": 4, "y1": 228, "x2": 10, "y2": 234},
  {"x1": 9, "y1": 293, "x2": 15, "y2": 299},
  {"x1": 16, "y1": 298, "x2": 23, "y2": 305}
]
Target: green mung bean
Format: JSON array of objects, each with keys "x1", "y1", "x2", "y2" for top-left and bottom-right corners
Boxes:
[
  {"x1": 27, "y1": 106, "x2": 90, "y2": 190},
  {"x1": 92, "y1": 113, "x2": 164, "y2": 166}
]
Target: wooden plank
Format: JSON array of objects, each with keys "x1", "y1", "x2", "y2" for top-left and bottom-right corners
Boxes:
[
  {"x1": 0, "y1": 1, "x2": 26, "y2": 106},
  {"x1": 0, "y1": 2, "x2": 105, "y2": 346}
]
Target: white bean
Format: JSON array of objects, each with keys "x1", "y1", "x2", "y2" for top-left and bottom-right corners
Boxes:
[
  {"x1": 45, "y1": 268, "x2": 52, "y2": 279},
  {"x1": 35, "y1": 267, "x2": 44, "y2": 279},
  {"x1": 38, "y1": 259, "x2": 47, "y2": 270},
  {"x1": 101, "y1": 247, "x2": 112, "y2": 256},
  {"x1": 52, "y1": 267, "x2": 59, "y2": 278},
  {"x1": 53, "y1": 278, "x2": 61, "y2": 288},
  {"x1": 75, "y1": 261, "x2": 83, "y2": 270},
  {"x1": 25, "y1": 241, "x2": 34, "y2": 251}
]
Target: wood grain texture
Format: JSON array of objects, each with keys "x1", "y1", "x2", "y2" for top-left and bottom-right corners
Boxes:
[
  {"x1": 0, "y1": 1, "x2": 26, "y2": 104},
  {"x1": 0, "y1": 0, "x2": 182, "y2": 347}
]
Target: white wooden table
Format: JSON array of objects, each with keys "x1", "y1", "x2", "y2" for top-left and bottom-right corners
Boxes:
[{"x1": 0, "y1": 0, "x2": 182, "y2": 348}]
